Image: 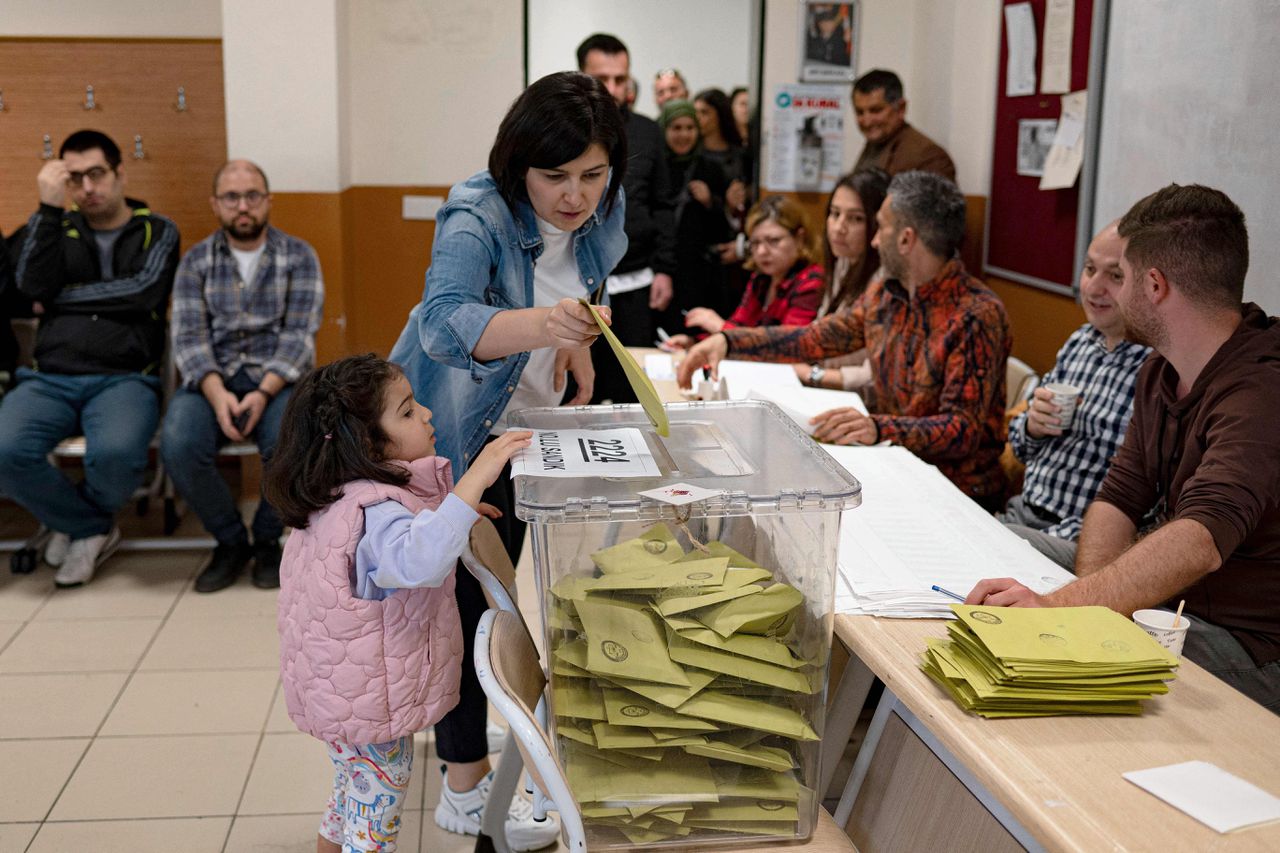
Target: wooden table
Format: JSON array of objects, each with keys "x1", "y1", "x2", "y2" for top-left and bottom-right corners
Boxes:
[
  {"x1": 632, "y1": 347, "x2": 1280, "y2": 850},
  {"x1": 828, "y1": 614, "x2": 1280, "y2": 852}
]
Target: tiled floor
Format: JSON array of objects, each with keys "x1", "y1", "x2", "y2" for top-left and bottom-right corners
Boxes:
[{"x1": 0, "y1": 524, "x2": 563, "y2": 853}]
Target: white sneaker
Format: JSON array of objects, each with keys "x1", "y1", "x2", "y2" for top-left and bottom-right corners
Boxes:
[
  {"x1": 54, "y1": 527, "x2": 121, "y2": 588},
  {"x1": 487, "y1": 720, "x2": 508, "y2": 754},
  {"x1": 43, "y1": 531, "x2": 71, "y2": 567},
  {"x1": 434, "y1": 768, "x2": 561, "y2": 851}
]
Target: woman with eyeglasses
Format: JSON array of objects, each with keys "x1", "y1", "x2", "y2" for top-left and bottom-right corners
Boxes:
[{"x1": 666, "y1": 195, "x2": 822, "y2": 347}]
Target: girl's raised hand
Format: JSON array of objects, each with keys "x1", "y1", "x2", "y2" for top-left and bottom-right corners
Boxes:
[
  {"x1": 547, "y1": 298, "x2": 610, "y2": 350},
  {"x1": 453, "y1": 430, "x2": 533, "y2": 510}
]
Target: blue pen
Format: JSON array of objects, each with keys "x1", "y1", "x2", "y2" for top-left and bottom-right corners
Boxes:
[{"x1": 931, "y1": 584, "x2": 965, "y2": 602}]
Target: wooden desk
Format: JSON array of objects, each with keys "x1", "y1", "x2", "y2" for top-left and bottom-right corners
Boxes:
[
  {"x1": 631, "y1": 347, "x2": 1280, "y2": 849},
  {"x1": 831, "y1": 614, "x2": 1280, "y2": 852}
]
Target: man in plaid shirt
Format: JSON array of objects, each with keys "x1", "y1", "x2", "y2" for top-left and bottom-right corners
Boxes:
[
  {"x1": 1000, "y1": 221, "x2": 1150, "y2": 568},
  {"x1": 161, "y1": 160, "x2": 323, "y2": 592}
]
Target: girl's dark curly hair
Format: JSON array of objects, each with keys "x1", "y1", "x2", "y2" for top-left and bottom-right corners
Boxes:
[{"x1": 263, "y1": 353, "x2": 411, "y2": 529}]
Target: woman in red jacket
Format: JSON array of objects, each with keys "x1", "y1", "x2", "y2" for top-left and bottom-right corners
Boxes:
[{"x1": 670, "y1": 195, "x2": 822, "y2": 345}]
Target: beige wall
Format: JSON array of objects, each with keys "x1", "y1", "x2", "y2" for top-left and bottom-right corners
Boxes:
[
  {"x1": 343, "y1": 0, "x2": 523, "y2": 186},
  {"x1": 0, "y1": 0, "x2": 222, "y2": 37}
]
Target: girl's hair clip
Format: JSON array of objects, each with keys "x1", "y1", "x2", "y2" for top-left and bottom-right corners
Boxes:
[{"x1": 323, "y1": 433, "x2": 333, "y2": 441}]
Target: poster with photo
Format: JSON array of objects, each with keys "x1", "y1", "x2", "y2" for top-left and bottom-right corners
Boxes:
[
  {"x1": 765, "y1": 84, "x2": 847, "y2": 192},
  {"x1": 1016, "y1": 118, "x2": 1058, "y2": 177},
  {"x1": 799, "y1": 1, "x2": 858, "y2": 83}
]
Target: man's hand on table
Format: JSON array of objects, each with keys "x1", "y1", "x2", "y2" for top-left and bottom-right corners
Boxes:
[{"x1": 965, "y1": 577, "x2": 1047, "y2": 607}]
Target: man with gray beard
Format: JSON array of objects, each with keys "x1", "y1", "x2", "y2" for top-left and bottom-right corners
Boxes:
[{"x1": 162, "y1": 160, "x2": 324, "y2": 593}]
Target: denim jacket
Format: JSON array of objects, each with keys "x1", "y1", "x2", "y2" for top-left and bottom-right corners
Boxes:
[{"x1": 389, "y1": 170, "x2": 628, "y2": 473}]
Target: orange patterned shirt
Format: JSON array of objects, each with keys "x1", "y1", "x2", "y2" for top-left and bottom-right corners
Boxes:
[{"x1": 724, "y1": 259, "x2": 1011, "y2": 502}]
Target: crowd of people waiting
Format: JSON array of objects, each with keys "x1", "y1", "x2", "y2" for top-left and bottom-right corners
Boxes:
[{"x1": 0, "y1": 26, "x2": 1277, "y2": 853}]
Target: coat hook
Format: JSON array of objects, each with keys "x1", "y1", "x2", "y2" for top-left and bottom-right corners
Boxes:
[
  {"x1": 84, "y1": 84, "x2": 96, "y2": 110},
  {"x1": 175, "y1": 86, "x2": 187, "y2": 112},
  {"x1": 133, "y1": 134, "x2": 145, "y2": 160},
  {"x1": 0, "y1": 89, "x2": 6, "y2": 111},
  {"x1": 42, "y1": 134, "x2": 53, "y2": 159}
]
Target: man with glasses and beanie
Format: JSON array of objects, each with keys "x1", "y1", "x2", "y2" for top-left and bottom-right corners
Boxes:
[
  {"x1": 0, "y1": 129, "x2": 179, "y2": 587},
  {"x1": 162, "y1": 160, "x2": 323, "y2": 592}
]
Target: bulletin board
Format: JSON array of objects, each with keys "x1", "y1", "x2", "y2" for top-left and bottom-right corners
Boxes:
[{"x1": 985, "y1": 0, "x2": 1095, "y2": 295}]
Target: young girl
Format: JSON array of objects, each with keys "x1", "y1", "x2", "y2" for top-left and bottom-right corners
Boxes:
[{"x1": 264, "y1": 353, "x2": 534, "y2": 853}]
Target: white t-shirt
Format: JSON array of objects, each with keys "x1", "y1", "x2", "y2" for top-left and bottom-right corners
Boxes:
[
  {"x1": 492, "y1": 216, "x2": 583, "y2": 433},
  {"x1": 230, "y1": 243, "x2": 267, "y2": 286}
]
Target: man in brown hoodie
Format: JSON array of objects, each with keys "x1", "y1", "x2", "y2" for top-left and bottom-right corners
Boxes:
[{"x1": 968, "y1": 184, "x2": 1280, "y2": 713}]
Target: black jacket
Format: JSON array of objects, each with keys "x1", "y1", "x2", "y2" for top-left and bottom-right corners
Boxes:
[
  {"x1": 14, "y1": 198, "x2": 179, "y2": 376},
  {"x1": 0, "y1": 232, "x2": 22, "y2": 379},
  {"x1": 616, "y1": 110, "x2": 678, "y2": 278}
]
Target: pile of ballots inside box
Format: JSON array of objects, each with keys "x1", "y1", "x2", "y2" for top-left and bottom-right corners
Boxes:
[
  {"x1": 547, "y1": 523, "x2": 825, "y2": 846},
  {"x1": 921, "y1": 605, "x2": 1180, "y2": 718}
]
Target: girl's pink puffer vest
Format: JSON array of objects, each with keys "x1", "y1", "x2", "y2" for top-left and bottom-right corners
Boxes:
[{"x1": 277, "y1": 456, "x2": 463, "y2": 745}]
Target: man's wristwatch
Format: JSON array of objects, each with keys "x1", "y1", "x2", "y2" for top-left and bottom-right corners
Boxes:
[
  {"x1": 807, "y1": 364, "x2": 825, "y2": 387},
  {"x1": 249, "y1": 387, "x2": 275, "y2": 402}
]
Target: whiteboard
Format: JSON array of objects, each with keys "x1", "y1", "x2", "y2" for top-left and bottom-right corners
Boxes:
[
  {"x1": 1093, "y1": 0, "x2": 1280, "y2": 313},
  {"x1": 526, "y1": 0, "x2": 753, "y2": 120}
]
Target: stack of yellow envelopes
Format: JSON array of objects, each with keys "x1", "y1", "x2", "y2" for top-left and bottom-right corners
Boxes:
[
  {"x1": 547, "y1": 524, "x2": 824, "y2": 845},
  {"x1": 921, "y1": 604, "x2": 1180, "y2": 718}
]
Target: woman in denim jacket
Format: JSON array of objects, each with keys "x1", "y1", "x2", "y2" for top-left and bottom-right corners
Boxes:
[{"x1": 388, "y1": 71, "x2": 627, "y2": 849}]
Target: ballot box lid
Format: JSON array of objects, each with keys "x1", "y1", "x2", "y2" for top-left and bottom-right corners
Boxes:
[{"x1": 507, "y1": 400, "x2": 862, "y2": 524}]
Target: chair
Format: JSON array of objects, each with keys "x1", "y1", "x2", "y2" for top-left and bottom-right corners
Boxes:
[
  {"x1": 475, "y1": 608, "x2": 858, "y2": 852},
  {"x1": 460, "y1": 518, "x2": 551, "y2": 853},
  {"x1": 1005, "y1": 356, "x2": 1039, "y2": 409}
]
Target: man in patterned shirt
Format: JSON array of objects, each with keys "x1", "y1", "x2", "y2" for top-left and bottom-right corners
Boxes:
[
  {"x1": 677, "y1": 171, "x2": 1011, "y2": 507},
  {"x1": 161, "y1": 160, "x2": 323, "y2": 592},
  {"x1": 1000, "y1": 222, "x2": 1151, "y2": 568}
]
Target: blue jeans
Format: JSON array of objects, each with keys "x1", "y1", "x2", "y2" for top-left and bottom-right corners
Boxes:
[
  {"x1": 0, "y1": 368, "x2": 160, "y2": 539},
  {"x1": 1182, "y1": 613, "x2": 1280, "y2": 714},
  {"x1": 160, "y1": 370, "x2": 291, "y2": 546}
]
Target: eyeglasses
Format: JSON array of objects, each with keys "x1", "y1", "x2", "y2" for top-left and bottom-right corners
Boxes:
[
  {"x1": 215, "y1": 190, "x2": 268, "y2": 208},
  {"x1": 748, "y1": 234, "x2": 792, "y2": 252},
  {"x1": 65, "y1": 166, "x2": 112, "y2": 186},
  {"x1": 654, "y1": 67, "x2": 684, "y2": 81}
]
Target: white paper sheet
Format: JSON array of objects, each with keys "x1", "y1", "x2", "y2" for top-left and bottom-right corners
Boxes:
[
  {"x1": 1123, "y1": 761, "x2": 1280, "y2": 834},
  {"x1": 1041, "y1": 90, "x2": 1088, "y2": 190},
  {"x1": 746, "y1": 385, "x2": 868, "y2": 435},
  {"x1": 509, "y1": 428, "x2": 659, "y2": 479},
  {"x1": 1040, "y1": 0, "x2": 1074, "y2": 94},
  {"x1": 824, "y1": 445, "x2": 1075, "y2": 618},
  {"x1": 643, "y1": 353, "x2": 676, "y2": 381},
  {"x1": 1004, "y1": 3, "x2": 1037, "y2": 97},
  {"x1": 714, "y1": 360, "x2": 802, "y2": 398}
]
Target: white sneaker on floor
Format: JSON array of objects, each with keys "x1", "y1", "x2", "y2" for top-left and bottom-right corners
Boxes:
[
  {"x1": 487, "y1": 720, "x2": 508, "y2": 754},
  {"x1": 434, "y1": 768, "x2": 560, "y2": 851},
  {"x1": 54, "y1": 527, "x2": 121, "y2": 588},
  {"x1": 44, "y1": 531, "x2": 71, "y2": 567}
]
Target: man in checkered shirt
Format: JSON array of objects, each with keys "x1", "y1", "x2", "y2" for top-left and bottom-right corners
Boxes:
[
  {"x1": 999, "y1": 221, "x2": 1150, "y2": 568},
  {"x1": 161, "y1": 160, "x2": 323, "y2": 593}
]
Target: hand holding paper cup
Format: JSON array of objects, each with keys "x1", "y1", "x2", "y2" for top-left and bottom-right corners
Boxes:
[
  {"x1": 1133, "y1": 608, "x2": 1190, "y2": 657},
  {"x1": 1043, "y1": 381, "x2": 1082, "y2": 431}
]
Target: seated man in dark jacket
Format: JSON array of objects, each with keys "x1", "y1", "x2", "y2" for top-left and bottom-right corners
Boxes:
[{"x1": 0, "y1": 129, "x2": 179, "y2": 587}]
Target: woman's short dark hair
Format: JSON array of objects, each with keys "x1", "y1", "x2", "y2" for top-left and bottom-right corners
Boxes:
[
  {"x1": 825, "y1": 168, "x2": 890, "y2": 313},
  {"x1": 488, "y1": 71, "x2": 627, "y2": 214},
  {"x1": 693, "y1": 87, "x2": 744, "y2": 148},
  {"x1": 264, "y1": 354, "x2": 411, "y2": 530}
]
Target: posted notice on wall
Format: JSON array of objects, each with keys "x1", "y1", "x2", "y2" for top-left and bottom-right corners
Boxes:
[
  {"x1": 509, "y1": 428, "x2": 660, "y2": 479},
  {"x1": 1040, "y1": 90, "x2": 1088, "y2": 190},
  {"x1": 765, "y1": 83, "x2": 846, "y2": 192}
]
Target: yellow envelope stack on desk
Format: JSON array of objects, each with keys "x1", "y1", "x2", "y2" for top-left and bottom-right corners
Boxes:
[
  {"x1": 921, "y1": 604, "x2": 1180, "y2": 718},
  {"x1": 548, "y1": 524, "x2": 823, "y2": 845}
]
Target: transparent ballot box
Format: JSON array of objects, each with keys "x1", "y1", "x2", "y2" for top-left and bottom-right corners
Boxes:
[{"x1": 509, "y1": 400, "x2": 862, "y2": 849}]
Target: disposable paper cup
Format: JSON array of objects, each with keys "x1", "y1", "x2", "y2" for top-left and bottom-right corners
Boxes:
[
  {"x1": 1133, "y1": 609, "x2": 1190, "y2": 657},
  {"x1": 1044, "y1": 382, "x2": 1081, "y2": 431}
]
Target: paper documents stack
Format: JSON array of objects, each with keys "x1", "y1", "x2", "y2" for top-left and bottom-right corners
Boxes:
[
  {"x1": 921, "y1": 604, "x2": 1179, "y2": 718},
  {"x1": 548, "y1": 524, "x2": 822, "y2": 846},
  {"x1": 825, "y1": 446, "x2": 1076, "y2": 617}
]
